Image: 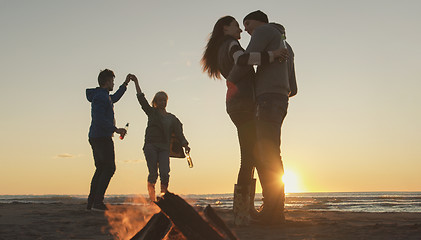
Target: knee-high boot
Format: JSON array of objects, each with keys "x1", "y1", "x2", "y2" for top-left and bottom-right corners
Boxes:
[{"x1": 233, "y1": 184, "x2": 251, "y2": 226}]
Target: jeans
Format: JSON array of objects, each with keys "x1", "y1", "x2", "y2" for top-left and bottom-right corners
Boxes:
[
  {"x1": 88, "y1": 137, "x2": 116, "y2": 204},
  {"x1": 255, "y1": 93, "x2": 289, "y2": 213},
  {"x1": 143, "y1": 143, "x2": 170, "y2": 184},
  {"x1": 229, "y1": 111, "x2": 258, "y2": 186}
]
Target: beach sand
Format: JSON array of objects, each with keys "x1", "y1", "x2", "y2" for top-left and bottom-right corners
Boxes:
[{"x1": 1, "y1": 201, "x2": 421, "y2": 240}]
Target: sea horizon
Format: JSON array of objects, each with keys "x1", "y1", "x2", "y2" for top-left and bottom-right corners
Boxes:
[{"x1": 2, "y1": 191, "x2": 420, "y2": 213}]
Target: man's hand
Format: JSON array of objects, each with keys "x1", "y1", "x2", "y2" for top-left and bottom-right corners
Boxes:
[
  {"x1": 115, "y1": 128, "x2": 127, "y2": 137},
  {"x1": 124, "y1": 74, "x2": 131, "y2": 85},
  {"x1": 273, "y1": 48, "x2": 289, "y2": 62}
]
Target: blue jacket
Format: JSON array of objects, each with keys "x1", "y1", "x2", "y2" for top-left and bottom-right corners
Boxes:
[{"x1": 86, "y1": 84, "x2": 127, "y2": 138}]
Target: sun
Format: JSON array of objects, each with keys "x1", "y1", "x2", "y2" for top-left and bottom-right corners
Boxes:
[{"x1": 282, "y1": 169, "x2": 303, "y2": 193}]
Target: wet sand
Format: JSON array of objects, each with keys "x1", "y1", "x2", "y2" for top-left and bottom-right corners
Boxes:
[{"x1": 1, "y1": 202, "x2": 421, "y2": 239}]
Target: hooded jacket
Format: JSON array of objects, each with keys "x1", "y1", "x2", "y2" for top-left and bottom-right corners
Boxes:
[
  {"x1": 86, "y1": 84, "x2": 127, "y2": 138},
  {"x1": 244, "y1": 23, "x2": 297, "y2": 98}
]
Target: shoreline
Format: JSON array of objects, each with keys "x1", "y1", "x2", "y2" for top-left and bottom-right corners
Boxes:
[{"x1": 1, "y1": 202, "x2": 421, "y2": 239}]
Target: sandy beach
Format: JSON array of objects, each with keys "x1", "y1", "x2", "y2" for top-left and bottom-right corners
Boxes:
[{"x1": 1, "y1": 200, "x2": 421, "y2": 240}]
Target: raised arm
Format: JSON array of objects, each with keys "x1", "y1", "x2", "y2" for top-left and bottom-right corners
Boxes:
[
  {"x1": 110, "y1": 75, "x2": 130, "y2": 103},
  {"x1": 244, "y1": 25, "x2": 275, "y2": 53},
  {"x1": 130, "y1": 74, "x2": 154, "y2": 115}
]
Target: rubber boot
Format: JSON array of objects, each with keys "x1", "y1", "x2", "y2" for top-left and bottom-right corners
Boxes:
[
  {"x1": 147, "y1": 182, "x2": 156, "y2": 202},
  {"x1": 233, "y1": 184, "x2": 251, "y2": 226}
]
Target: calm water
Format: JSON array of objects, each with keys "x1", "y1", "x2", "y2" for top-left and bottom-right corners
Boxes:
[{"x1": 1, "y1": 192, "x2": 420, "y2": 213}]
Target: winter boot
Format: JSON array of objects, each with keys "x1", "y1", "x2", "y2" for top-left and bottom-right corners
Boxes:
[
  {"x1": 257, "y1": 182, "x2": 285, "y2": 225},
  {"x1": 233, "y1": 184, "x2": 251, "y2": 226},
  {"x1": 147, "y1": 182, "x2": 156, "y2": 202}
]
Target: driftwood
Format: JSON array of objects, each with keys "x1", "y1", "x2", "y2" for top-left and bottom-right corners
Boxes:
[
  {"x1": 155, "y1": 192, "x2": 227, "y2": 240},
  {"x1": 130, "y1": 192, "x2": 237, "y2": 240},
  {"x1": 204, "y1": 205, "x2": 237, "y2": 240},
  {"x1": 130, "y1": 212, "x2": 172, "y2": 240}
]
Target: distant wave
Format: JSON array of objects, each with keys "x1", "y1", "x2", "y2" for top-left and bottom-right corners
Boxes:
[{"x1": 1, "y1": 192, "x2": 420, "y2": 212}]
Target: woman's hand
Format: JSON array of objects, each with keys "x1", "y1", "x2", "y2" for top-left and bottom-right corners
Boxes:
[{"x1": 184, "y1": 145, "x2": 191, "y2": 154}]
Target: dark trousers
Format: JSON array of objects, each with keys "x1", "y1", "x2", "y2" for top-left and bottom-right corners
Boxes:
[
  {"x1": 229, "y1": 111, "x2": 258, "y2": 186},
  {"x1": 255, "y1": 93, "x2": 289, "y2": 213},
  {"x1": 88, "y1": 137, "x2": 116, "y2": 204}
]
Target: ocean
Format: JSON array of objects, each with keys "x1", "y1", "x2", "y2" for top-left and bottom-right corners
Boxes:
[{"x1": 1, "y1": 192, "x2": 420, "y2": 213}]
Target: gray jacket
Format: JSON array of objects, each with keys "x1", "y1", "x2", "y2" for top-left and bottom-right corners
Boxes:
[{"x1": 245, "y1": 23, "x2": 297, "y2": 97}]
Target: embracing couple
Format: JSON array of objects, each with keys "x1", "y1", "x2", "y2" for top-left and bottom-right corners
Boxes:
[{"x1": 201, "y1": 10, "x2": 297, "y2": 226}]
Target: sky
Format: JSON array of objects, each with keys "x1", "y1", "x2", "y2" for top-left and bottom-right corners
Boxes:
[{"x1": 1, "y1": 0, "x2": 420, "y2": 195}]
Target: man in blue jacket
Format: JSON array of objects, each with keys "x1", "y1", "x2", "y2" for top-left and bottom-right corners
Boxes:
[{"x1": 86, "y1": 69, "x2": 130, "y2": 211}]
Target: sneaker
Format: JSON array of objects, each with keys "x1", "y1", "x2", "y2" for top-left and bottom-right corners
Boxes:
[{"x1": 91, "y1": 203, "x2": 108, "y2": 212}]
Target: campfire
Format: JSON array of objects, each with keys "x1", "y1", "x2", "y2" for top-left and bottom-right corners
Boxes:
[{"x1": 104, "y1": 192, "x2": 237, "y2": 240}]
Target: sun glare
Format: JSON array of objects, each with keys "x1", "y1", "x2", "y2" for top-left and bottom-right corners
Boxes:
[{"x1": 282, "y1": 169, "x2": 302, "y2": 193}]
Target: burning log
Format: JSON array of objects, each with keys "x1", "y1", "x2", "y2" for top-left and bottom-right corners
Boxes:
[
  {"x1": 155, "y1": 192, "x2": 231, "y2": 240},
  {"x1": 130, "y1": 212, "x2": 172, "y2": 240}
]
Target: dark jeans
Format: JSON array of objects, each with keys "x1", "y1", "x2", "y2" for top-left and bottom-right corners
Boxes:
[
  {"x1": 255, "y1": 93, "x2": 289, "y2": 213},
  {"x1": 229, "y1": 111, "x2": 258, "y2": 186},
  {"x1": 143, "y1": 143, "x2": 170, "y2": 184},
  {"x1": 88, "y1": 137, "x2": 116, "y2": 204}
]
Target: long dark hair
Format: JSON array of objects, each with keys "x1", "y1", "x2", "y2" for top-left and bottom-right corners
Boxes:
[{"x1": 201, "y1": 16, "x2": 235, "y2": 79}]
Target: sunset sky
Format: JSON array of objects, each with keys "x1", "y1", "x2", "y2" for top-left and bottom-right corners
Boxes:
[{"x1": 1, "y1": 0, "x2": 420, "y2": 195}]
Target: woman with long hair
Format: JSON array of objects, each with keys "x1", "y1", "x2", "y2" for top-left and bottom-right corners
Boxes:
[
  {"x1": 129, "y1": 74, "x2": 190, "y2": 202},
  {"x1": 201, "y1": 16, "x2": 287, "y2": 225}
]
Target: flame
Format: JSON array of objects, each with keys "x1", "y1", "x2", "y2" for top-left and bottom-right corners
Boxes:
[
  {"x1": 104, "y1": 195, "x2": 217, "y2": 240},
  {"x1": 104, "y1": 195, "x2": 160, "y2": 240}
]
